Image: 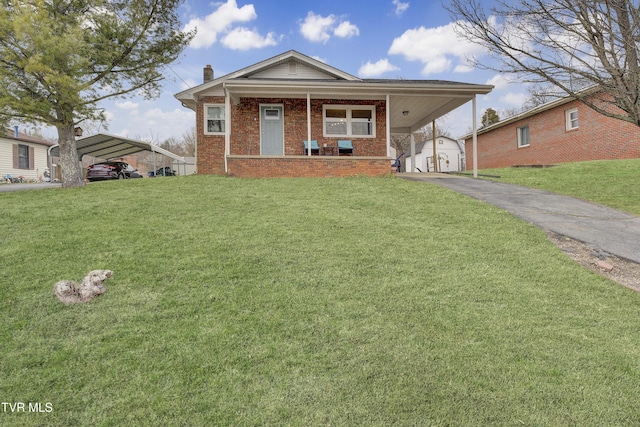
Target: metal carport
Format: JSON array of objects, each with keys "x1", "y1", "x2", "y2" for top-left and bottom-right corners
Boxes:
[{"x1": 48, "y1": 133, "x2": 187, "y2": 177}]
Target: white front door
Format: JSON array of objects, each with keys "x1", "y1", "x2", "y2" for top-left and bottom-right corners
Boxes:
[{"x1": 260, "y1": 105, "x2": 284, "y2": 155}]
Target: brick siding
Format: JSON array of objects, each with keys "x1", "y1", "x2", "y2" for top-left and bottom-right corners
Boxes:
[
  {"x1": 465, "y1": 96, "x2": 640, "y2": 169},
  {"x1": 195, "y1": 96, "x2": 389, "y2": 177},
  {"x1": 227, "y1": 156, "x2": 391, "y2": 178}
]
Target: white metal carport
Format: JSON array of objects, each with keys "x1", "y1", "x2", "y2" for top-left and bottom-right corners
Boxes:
[{"x1": 48, "y1": 133, "x2": 188, "y2": 177}]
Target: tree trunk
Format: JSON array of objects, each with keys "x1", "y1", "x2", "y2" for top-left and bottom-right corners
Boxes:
[{"x1": 57, "y1": 124, "x2": 86, "y2": 188}]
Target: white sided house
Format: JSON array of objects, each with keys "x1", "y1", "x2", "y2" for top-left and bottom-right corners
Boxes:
[
  {"x1": 0, "y1": 128, "x2": 54, "y2": 181},
  {"x1": 405, "y1": 135, "x2": 465, "y2": 172}
]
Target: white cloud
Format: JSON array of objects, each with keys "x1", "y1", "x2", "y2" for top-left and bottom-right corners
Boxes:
[
  {"x1": 334, "y1": 21, "x2": 359, "y2": 39},
  {"x1": 115, "y1": 101, "x2": 139, "y2": 111},
  {"x1": 221, "y1": 27, "x2": 278, "y2": 50},
  {"x1": 388, "y1": 23, "x2": 485, "y2": 76},
  {"x1": 300, "y1": 12, "x2": 359, "y2": 43},
  {"x1": 184, "y1": 0, "x2": 257, "y2": 49},
  {"x1": 486, "y1": 74, "x2": 512, "y2": 90},
  {"x1": 392, "y1": 0, "x2": 409, "y2": 16},
  {"x1": 358, "y1": 59, "x2": 400, "y2": 77},
  {"x1": 499, "y1": 92, "x2": 528, "y2": 106},
  {"x1": 300, "y1": 12, "x2": 336, "y2": 43}
]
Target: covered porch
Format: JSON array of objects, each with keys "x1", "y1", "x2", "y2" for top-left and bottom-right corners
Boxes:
[{"x1": 219, "y1": 80, "x2": 491, "y2": 177}]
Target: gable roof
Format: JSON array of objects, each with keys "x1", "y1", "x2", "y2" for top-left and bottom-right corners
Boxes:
[{"x1": 175, "y1": 50, "x2": 493, "y2": 134}]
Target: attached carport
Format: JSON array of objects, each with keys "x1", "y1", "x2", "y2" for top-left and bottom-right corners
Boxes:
[{"x1": 48, "y1": 133, "x2": 188, "y2": 177}]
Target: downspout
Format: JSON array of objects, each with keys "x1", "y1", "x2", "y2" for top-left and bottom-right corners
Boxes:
[{"x1": 307, "y1": 93, "x2": 311, "y2": 156}]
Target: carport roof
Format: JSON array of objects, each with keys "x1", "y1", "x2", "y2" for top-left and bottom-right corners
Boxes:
[{"x1": 48, "y1": 133, "x2": 186, "y2": 163}]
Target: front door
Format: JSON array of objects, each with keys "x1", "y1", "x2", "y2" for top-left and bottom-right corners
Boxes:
[{"x1": 260, "y1": 105, "x2": 284, "y2": 155}]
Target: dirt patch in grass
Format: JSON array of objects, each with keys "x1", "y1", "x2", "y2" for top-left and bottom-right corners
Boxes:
[{"x1": 547, "y1": 231, "x2": 640, "y2": 292}]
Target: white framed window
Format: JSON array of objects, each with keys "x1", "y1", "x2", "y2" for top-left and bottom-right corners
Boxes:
[
  {"x1": 517, "y1": 125, "x2": 530, "y2": 148},
  {"x1": 566, "y1": 108, "x2": 579, "y2": 130},
  {"x1": 204, "y1": 104, "x2": 225, "y2": 134},
  {"x1": 323, "y1": 105, "x2": 375, "y2": 138}
]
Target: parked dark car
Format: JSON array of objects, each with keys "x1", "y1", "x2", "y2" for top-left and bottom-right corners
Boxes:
[
  {"x1": 87, "y1": 161, "x2": 142, "y2": 181},
  {"x1": 155, "y1": 166, "x2": 177, "y2": 176}
]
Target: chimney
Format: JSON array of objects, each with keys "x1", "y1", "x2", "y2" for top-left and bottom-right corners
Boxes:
[{"x1": 203, "y1": 65, "x2": 214, "y2": 83}]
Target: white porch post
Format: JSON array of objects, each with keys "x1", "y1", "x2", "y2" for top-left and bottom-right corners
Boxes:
[
  {"x1": 472, "y1": 95, "x2": 478, "y2": 178},
  {"x1": 224, "y1": 86, "x2": 231, "y2": 173},
  {"x1": 432, "y1": 120, "x2": 437, "y2": 173},
  {"x1": 307, "y1": 93, "x2": 312, "y2": 156},
  {"x1": 386, "y1": 94, "x2": 391, "y2": 158},
  {"x1": 410, "y1": 132, "x2": 415, "y2": 173}
]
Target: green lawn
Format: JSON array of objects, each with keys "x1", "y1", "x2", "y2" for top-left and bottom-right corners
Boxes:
[
  {"x1": 479, "y1": 159, "x2": 640, "y2": 215},
  {"x1": 2, "y1": 175, "x2": 640, "y2": 425}
]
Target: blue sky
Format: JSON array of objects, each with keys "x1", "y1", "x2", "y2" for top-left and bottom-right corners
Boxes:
[{"x1": 90, "y1": 0, "x2": 524, "y2": 142}]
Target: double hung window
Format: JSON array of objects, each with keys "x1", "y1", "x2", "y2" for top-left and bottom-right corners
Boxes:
[
  {"x1": 566, "y1": 108, "x2": 579, "y2": 130},
  {"x1": 517, "y1": 125, "x2": 530, "y2": 148},
  {"x1": 323, "y1": 105, "x2": 375, "y2": 137},
  {"x1": 205, "y1": 105, "x2": 225, "y2": 134}
]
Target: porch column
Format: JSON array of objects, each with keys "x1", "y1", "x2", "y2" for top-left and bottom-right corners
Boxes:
[
  {"x1": 225, "y1": 88, "x2": 231, "y2": 172},
  {"x1": 307, "y1": 93, "x2": 312, "y2": 156},
  {"x1": 410, "y1": 132, "x2": 416, "y2": 173},
  {"x1": 386, "y1": 94, "x2": 391, "y2": 158},
  {"x1": 472, "y1": 95, "x2": 478, "y2": 178},
  {"x1": 432, "y1": 120, "x2": 437, "y2": 173}
]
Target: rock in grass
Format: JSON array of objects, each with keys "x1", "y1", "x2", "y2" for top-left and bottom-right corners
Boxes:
[{"x1": 54, "y1": 270, "x2": 113, "y2": 304}]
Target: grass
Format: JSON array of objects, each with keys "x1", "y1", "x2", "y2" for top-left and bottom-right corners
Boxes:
[
  {"x1": 2, "y1": 174, "x2": 640, "y2": 425},
  {"x1": 478, "y1": 159, "x2": 640, "y2": 215}
]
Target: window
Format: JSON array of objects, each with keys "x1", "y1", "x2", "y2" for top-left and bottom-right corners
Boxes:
[
  {"x1": 205, "y1": 104, "x2": 225, "y2": 134},
  {"x1": 323, "y1": 105, "x2": 375, "y2": 137},
  {"x1": 18, "y1": 144, "x2": 29, "y2": 169},
  {"x1": 264, "y1": 108, "x2": 280, "y2": 120},
  {"x1": 517, "y1": 125, "x2": 530, "y2": 148},
  {"x1": 566, "y1": 108, "x2": 578, "y2": 130}
]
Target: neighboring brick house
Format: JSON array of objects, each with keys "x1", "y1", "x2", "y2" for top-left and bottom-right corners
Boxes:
[
  {"x1": 462, "y1": 90, "x2": 640, "y2": 169},
  {"x1": 175, "y1": 50, "x2": 493, "y2": 178},
  {"x1": 0, "y1": 127, "x2": 54, "y2": 181}
]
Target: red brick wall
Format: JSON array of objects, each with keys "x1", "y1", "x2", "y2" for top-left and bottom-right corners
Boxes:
[
  {"x1": 465, "y1": 97, "x2": 640, "y2": 169},
  {"x1": 230, "y1": 98, "x2": 387, "y2": 157},
  {"x1": 195, "y1": 96, "x2": 388, "y2": 176},
  {"x1": 227, "y1": 156, "x2": 391, "y2": 178},
  {"x1": 197, "y1": 96, "x2": 226, "y2": 174}
]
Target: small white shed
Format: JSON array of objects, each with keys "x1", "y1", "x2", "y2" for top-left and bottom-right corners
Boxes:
[{"x1": 405, "y1": 135, "x2": 465, "y2": 173}]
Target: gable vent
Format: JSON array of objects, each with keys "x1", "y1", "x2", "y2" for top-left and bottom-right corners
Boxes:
[{"x1": 288, "y1": 62, "x2": 297, "y2": 75}]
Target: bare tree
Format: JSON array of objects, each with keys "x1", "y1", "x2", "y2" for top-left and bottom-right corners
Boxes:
[{"x1": 447, "y1": 0, "x2": 640, "y2": 126}]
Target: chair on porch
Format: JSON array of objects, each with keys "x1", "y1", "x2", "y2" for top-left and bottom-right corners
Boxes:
[
  {"x1": 337, "y1": 140, "x2": 354, "y2": 156},
  {"x1": 303, "y1": 140, "x2": 320, "y2": 155}
]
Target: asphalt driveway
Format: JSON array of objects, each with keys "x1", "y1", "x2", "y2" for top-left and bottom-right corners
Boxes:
[{"x1": 400, "y1": 174, "x2": 640, "y2": 264}]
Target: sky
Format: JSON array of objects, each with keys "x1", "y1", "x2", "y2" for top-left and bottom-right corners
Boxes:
[{"x1": 64, "y1": 0, "x2": 527, "y2": 143}]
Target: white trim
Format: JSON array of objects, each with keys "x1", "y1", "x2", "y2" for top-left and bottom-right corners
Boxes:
[
  {"x1": 307, "y1": 94, "x2": 312, "y2": 157},
  {"x1": 204, "y1": 103, "x2": 226, "y2": 135},
  {"x1": 322, "y1": 104, "x2": 376, "y2": 138},
  {"x1": 517, "y1": 125, "x2": 530, "y2": 148},
  {"x1": 565, "y1": 107, "x2": 579, "y2": 130}
]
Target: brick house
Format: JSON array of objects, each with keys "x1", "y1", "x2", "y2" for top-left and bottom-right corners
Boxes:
[
  {"x1": 175, "y1": 50, "x2": 493, "y2": 178},
  {"x1": 462, "y1": 90, "x2": 640, "y2": 170}
]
